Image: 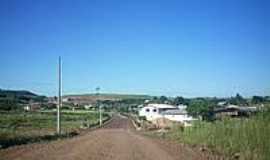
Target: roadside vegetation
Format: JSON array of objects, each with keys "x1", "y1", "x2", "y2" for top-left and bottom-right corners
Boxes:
[
  {"x1": 2, "y1": 88, "x2": 270, "y2": 159},
  {"x1": 0, "y1": 111, "x2": 109, "y2": 148},
  {"x1": 136, "y1": 94, "x2": 270, "y2": 160},
  {"x1": 166, "y1": 107, "x2": 270, "y2": 160}
]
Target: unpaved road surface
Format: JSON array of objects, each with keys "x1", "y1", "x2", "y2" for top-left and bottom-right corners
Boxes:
[{"x1": 0, "y1": 115, "x2": 214, "y2": 160}]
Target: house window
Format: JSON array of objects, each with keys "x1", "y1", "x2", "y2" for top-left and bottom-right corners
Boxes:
[
  {"x1": 153, "y1": 109, "x2": 157, "y2": 112},
  {"x1": 146, "y1": 108, "x2": 150, "y2": 112}
]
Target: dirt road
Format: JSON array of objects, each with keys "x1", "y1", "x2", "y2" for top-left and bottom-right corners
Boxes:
[{"x1": 0, "y1": 115, "x2": 212, "y2": 160}]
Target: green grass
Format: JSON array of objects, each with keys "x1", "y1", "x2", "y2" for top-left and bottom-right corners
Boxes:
[
  {"x1": 166, "y1": 112, "x2": 270, "y2": 160},
  {"x1": 0, "y1": 111, "x2": 109, "y2": 148}
]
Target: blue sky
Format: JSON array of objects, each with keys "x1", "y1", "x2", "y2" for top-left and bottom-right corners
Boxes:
[{"x1": 0, "y1": 0, "x2": 269, "y2": 97}]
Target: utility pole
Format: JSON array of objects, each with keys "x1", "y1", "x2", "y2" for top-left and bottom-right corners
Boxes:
[
  {"x1": 96, "y1": 87, "x2": 102, "y2": 126},
  {"x1": 57, "y1": 56, "x2": 62, "y2": 134}
]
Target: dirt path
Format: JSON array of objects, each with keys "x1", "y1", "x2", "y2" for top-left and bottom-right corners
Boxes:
[{"x1": 0, "y1": 115, "x2": 212, "y2": 160}]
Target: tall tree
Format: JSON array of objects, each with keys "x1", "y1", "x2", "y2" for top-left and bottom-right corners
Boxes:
[
  {"x1": 173, "y1": 96, "x2": 186, "y2": 105},
  {"x1": 229, "y1": 93, "x2": 247, "y2": 106},
  {"x1": 251, "y1": 96, "x2": 264, "y2": 104},
  {"x1": 159, "y1": 96, "x2": 168, "y2": 103},
  {"x1": 186, "y1": 99, "x2": 214, "y2": 120}
]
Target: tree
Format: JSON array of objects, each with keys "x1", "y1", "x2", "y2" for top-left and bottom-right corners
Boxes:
[
  {"x1": 229, "y1": 93, "x2": 247, "y2": 106},
  {"x1": 159, "y1": 96, "x2": 168, "y2": 103},
  {"x1": 186, "y1": 99, "x2": 214, "y2": 120},
  {"x1": 173, "y1": 96, "x2": 186, "y2": 105},
  {"x1": 0, "y1": 99, "x2": 20, "y2": 111},
  {"x1": 151, "y1": 96, "x2": 159, "y2": 103},
  {"x1": 251, "y1": 96, "x2": 264, "y2": 104}
]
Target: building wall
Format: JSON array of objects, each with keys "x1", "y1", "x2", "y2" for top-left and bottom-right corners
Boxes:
[
  {"x1": 139, "y1": 106, "x2": 162, "y2": 121},
  {"x1": 164, "y1": 114, "x2": 193, "y2": 122},
  {"x1": 139, "y1": 106, "x2": 195, "y2": 125}
]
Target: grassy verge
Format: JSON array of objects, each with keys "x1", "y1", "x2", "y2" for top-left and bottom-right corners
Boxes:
[
  {"x1": 0, "y1": 111, "x2": 110, "y2": 148},
  {"x1": 165, "y1": 112, "x2": 270, "y2": 160}
]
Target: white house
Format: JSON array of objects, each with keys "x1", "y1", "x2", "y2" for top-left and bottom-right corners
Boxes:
[
  {"x1": 84, "y1": 104, "x2": 94, "y2": 110},
  {"x1": 139, "y1": 103, "x2": 195, "y2": 126},
  {"x1": 139, "y1": 104, "x2": 175, "y2": 121},
  {"x1": 23, "y1": 103, "x2": 41, "y2": 111},
  {"x1": 23, "y1": 105, "x2": 31, "y2": 111}
]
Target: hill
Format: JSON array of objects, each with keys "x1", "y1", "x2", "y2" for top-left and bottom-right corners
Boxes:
[
  {"x1": 62, "y1": 93, "x2": 152, "y2": 104},
  {"x1": 0, "y1": 89, "x2": 47, "y2": 110}
]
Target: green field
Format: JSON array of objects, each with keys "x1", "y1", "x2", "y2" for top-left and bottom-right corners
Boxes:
[
  {"x1": 166, "y1": 112, "x2": 270, "y2": 160},
  {"x1": 0, "y1": 111, "x2": 109, "y2": 148}
]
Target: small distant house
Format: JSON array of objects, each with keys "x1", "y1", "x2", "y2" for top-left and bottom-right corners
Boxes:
[
  {"x1": 214, "y1": 105, "x2": 257, "y2": 119},
  {"x1": 23, "y1": 105, "x2": 30, "y2": 111},
  {"x1": 144, "y1": 99, "x2": 150, "y2": 104},
  {"x1": 23, "y1": 103, "x2": 41, "y2": 111},
  {"x1": 45, "y1": 102, "x2": 57, "y2": 109},
  {"x1": 217, "y1": 101, "x2": 227, "y2": 107},
  {"x1": 139, "y1": 103, "x2": 195, "y2": 127},
  {"x1": 84, "y1": 104, "x2": 94, "y2": 110},
  {"x1": 62, "y1": 98, "x2": 69, "y2": 102}
]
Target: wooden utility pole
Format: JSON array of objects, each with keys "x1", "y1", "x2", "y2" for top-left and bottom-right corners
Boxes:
[{"x1": 57, "y1": 56, "x2": 62, "y2": 134}]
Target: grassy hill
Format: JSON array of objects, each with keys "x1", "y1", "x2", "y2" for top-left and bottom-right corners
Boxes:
[
  {"x1": 0, "y1": 89, "x2": 47, "y2": 110},
  {"x1": 62, "y1": 93, "x2": 152, "y2": 104}
]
